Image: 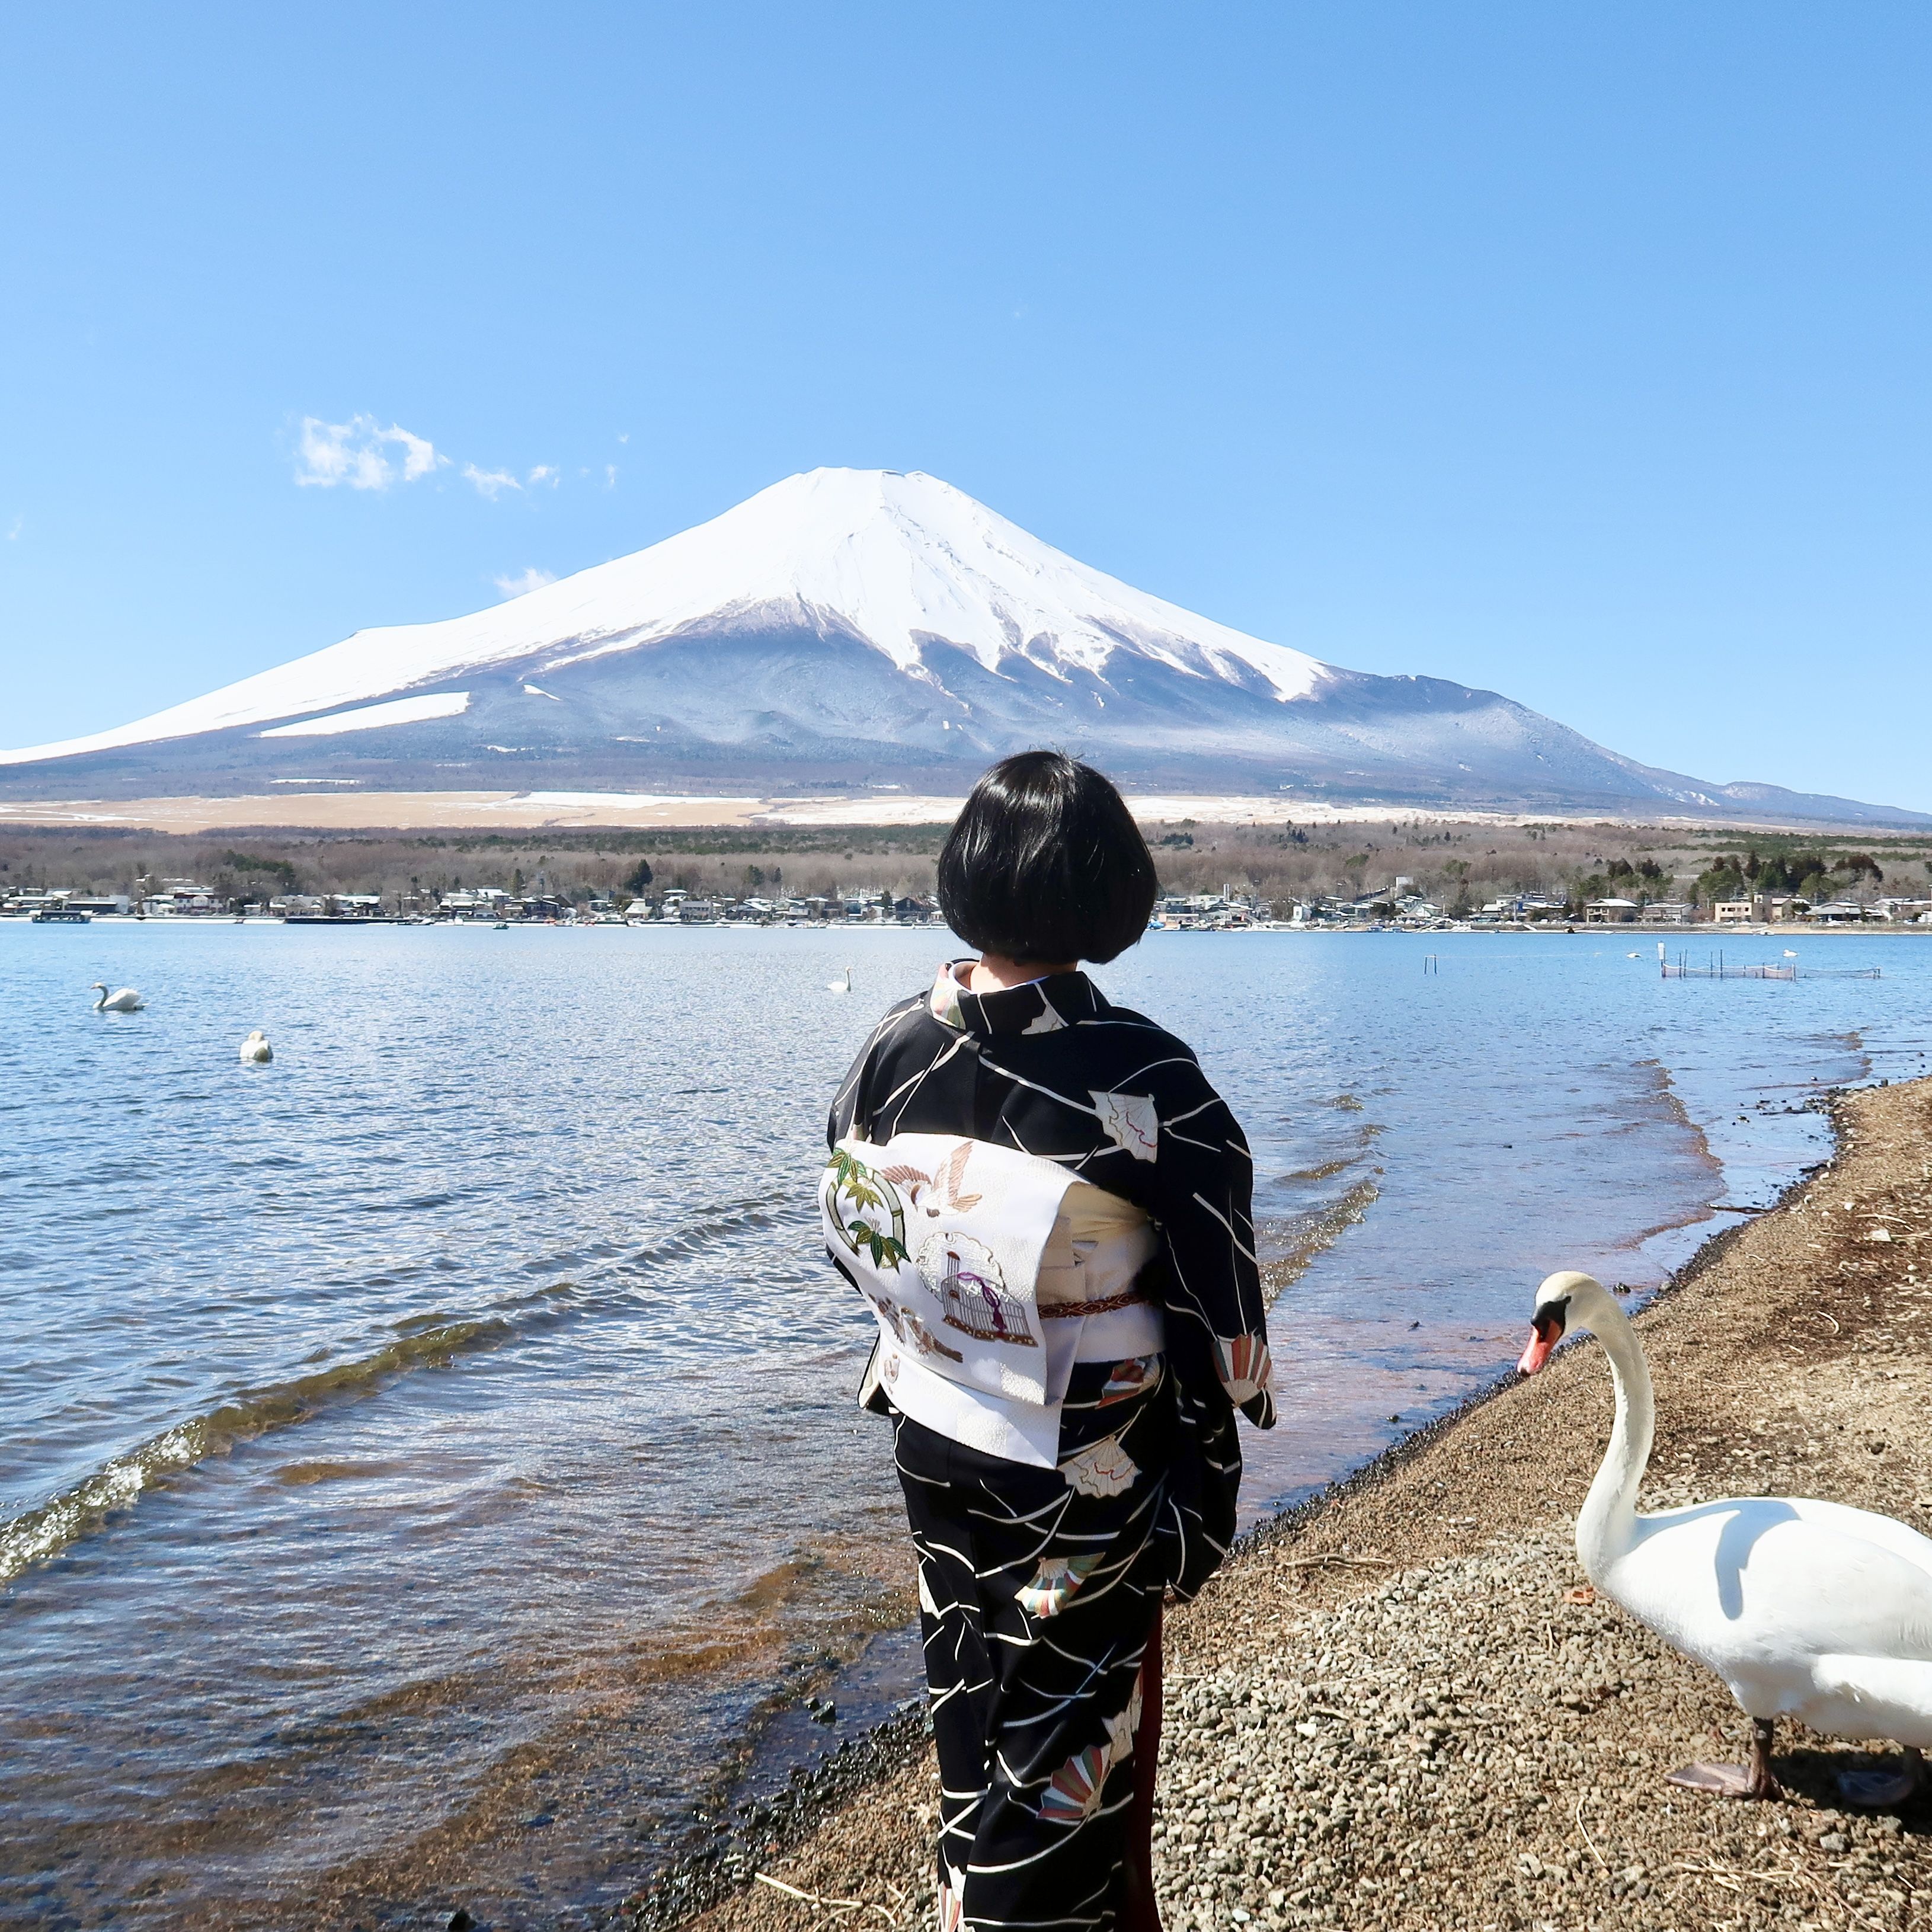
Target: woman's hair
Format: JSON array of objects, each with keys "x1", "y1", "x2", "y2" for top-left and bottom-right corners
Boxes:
[{"x1": 936, "y1": 751, "x2": 1158, "y2": 964}]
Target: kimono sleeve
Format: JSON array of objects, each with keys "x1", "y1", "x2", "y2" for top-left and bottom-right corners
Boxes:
[
  {"x1": 826, "y1": 994, "x2": 925, "y2": 1150},
  {"x1": 1148, "y1": 1060, "x2": 1276, "y2": 1429}
]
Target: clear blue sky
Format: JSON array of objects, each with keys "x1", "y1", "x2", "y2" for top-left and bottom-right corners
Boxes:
[{"x1": 3, "y1": 4, "x2": 1928, "y2": 808}]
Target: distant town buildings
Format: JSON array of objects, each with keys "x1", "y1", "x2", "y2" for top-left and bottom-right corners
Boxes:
[{"x1": 2, "y1": 864, "x2": 1927, "y2": 929}]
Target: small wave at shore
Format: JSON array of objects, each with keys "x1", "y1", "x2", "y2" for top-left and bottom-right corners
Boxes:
[
  {"x1": 617, "y1": 1191, "x2": 792, "y2": 1275},
  {"x1": 1259, "y1": 1176, "x2": 1381, "y2": 1306},
  {"x1": 0, "y1": 1316, "x2": 514, "y2": 1586}
]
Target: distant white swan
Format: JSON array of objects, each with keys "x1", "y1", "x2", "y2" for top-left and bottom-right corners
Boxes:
[
  {"x1": 1520, "y1": 1271, "x2": 1932, "y2": 1806},
  {"x1": 90, "y1": 983, "x2": 145, "y2": 1013},
  {"x1": 827, "y1": 966, "x2": 853, "y2": 993},
  {"x1": 239, "y1": 1029, "x2": 273, "y2": 1064}
]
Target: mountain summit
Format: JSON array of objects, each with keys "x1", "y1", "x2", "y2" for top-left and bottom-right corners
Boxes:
[{"x1": 3, "y1": 468, "x2": 1922, "y2": 824}]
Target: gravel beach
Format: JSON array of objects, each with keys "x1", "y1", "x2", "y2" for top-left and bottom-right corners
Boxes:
[{"x1": 653, "y1": 1077, "x2": 1932, "y2": 1932}]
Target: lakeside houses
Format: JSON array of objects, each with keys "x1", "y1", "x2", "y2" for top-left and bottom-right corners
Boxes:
[
  {"x1": 1481, "y1": 891, "x2": 1569, "y2": 922},
  {"x1": 1718, "y1": 893, "x2": 1816, "y2": 923},
  {"x1": 1156, "y1": 891, "x2": 1266, "y2": 929},
  {"x1": 142, "y1": 879, "x2": 227, "y2": 916},
  {"x1": 5, "y1": 865, "x2": 1924, "y2": 929},
  {"x1": 611, "y1": 885, "x2": 939, "y2": 926},
  {"x1": 0, "y1": 888, "x2": 133, "y2": 916},
  {"x1": 271, "y1": 894, "x2": 391, "y2": 920},
  {"x1": 439, "y1": 888, "x2": 513, "y2": 919},
  {"x1": 1802, "y1": 898, "x2": 1932, "y2": 925},
  {"x1": 1706, "y1": 892, "x2": 1932, "y2": 926},
  {"x1": 1584, "y1": 897, "x2": 1642, "y2": 923}
]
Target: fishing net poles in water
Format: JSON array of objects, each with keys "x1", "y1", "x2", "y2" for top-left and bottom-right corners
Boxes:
[{"x1": 1659, "y1": 958, "x2": 1881, "y2": 981}]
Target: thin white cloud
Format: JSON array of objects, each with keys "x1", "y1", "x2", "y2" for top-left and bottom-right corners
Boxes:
[
  {"x1": 463, "y1": 463, "x2": 521, "y2": 500},
  {"x1": 494, "y1": 566, "x2": 556, "y2": 599},
  {"x1": 392, "y1": 426, "x2": 437, "y2": 480},
  {"x1": 294, "y1": 415, "x2": 578, "y2": 504},
  {"x1": 604, "y1": 463, "x2": 618, "y2": 488},
  {"x1": 296, "y1": 415, "x2": 444, "y2": 490},
  {"x1": 5, "y1": 516, "x2": 20, "y2": 541}
]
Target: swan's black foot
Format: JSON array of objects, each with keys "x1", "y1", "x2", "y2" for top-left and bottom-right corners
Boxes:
[{"x1": 1838, "y1": 1748, "x2": 1925, "y2": 1811}]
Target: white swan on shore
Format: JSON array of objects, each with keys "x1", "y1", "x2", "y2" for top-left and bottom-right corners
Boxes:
[
  {"x1": 827, "y1": 966, "x2": 853, "y2": 993},
  {"x1": 1520, "y1": 1270, "x2": 1932, "y2": 1806},
  {"x1": 90, "y1": 983, "x2": 145, "y2": 1013},
  {"x1": 239, "y1": 1029, "x2": 273, "y2": 1063}
]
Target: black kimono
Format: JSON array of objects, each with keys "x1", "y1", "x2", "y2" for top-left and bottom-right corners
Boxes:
[{"x1": 826, "y1": 964, "x2": 1274, "y2": 1932}]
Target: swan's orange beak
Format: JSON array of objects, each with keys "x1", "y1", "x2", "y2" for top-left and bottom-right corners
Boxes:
[
  {"x1": 1517, "y1": 1326, "x2": 1557, "y2": 1374},
  {"x1": 1518, "y1": 1290, "x2": 1573, "y2": 1373}
]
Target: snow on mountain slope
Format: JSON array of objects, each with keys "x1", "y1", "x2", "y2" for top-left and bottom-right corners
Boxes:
[
  {"x1": 3, "y1": 468, "x2": 1924, "y2": 826},
  {"x1": 1, "y1": 469, "x2": 1327, "y2": 765},
  {"x1": 257, "y1": 692, "x2": 472, "y2": 737}
]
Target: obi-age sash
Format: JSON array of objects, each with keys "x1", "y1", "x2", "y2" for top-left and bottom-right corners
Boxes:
[{"x1": 821, "y1": 1133, "x2": 1162, "y2": 1466}]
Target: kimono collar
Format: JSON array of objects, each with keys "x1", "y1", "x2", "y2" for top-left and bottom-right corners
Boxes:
[{"x1": 927, "y1": 961, "x2": 1104, "y2": 1037}]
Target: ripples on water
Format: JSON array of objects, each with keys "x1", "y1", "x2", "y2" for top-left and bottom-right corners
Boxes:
[{"x1": 1, "y1": 923, "x2": 1927, "y2": 1927}]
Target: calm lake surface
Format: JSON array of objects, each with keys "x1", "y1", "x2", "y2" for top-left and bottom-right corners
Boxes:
[{"x1": 3, "y1": 923, "x2": 1928, "y2": 1927}]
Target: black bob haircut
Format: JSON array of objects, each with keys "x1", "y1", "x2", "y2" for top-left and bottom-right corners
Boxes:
[{"x1": 936, "y1": 751, "x2": 1158, "y2": 965}]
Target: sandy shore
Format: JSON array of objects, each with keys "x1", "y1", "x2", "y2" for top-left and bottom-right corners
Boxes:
[{"x1": 642, "y1": 1077, "x2": 1932, "y2": 1932}]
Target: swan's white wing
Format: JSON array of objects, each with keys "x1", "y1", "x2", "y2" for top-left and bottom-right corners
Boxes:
[
  {"x1": 1780, "y1": 1497, "x2": 1932, "y2": 1579},
  {"x1": 1805, "y1": 1654, "x2": 1932, "y2": 1749},
  {"x1": 1608, "y1": 1503, "x2": 1932, "y2": 1719}
]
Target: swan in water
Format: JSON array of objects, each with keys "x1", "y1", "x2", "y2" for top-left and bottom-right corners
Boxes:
[
  {"x1": 1520, "y1": 1271, "x2": 1932, "y2": 1806},
  {"x1": 239, "y1": 1029, "x2": 273, "y2": 1064},
  {"x1": 827, "y1": 965, "x2": 853, "y2": 993},
  {"x1": 90, "y1": 983, "x2": 145, "y2": 1013}
]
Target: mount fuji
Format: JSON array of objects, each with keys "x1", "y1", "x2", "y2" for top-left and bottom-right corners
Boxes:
[{"x1": 2, "y1": 467, "x2": 1922, "y2": 825}]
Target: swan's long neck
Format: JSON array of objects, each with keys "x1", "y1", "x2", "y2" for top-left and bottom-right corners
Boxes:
[{"x1": 1575, "y1": 1295, "x2": 1655, "y2": 1580}]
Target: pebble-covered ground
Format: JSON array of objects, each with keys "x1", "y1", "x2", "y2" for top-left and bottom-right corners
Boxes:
[
  {"x1": 1154, "y1": 1527, "x2": 1922, "y2": 1932},
  {"x1": 665, "y1": 1080, "x2": 1932, "y2": 1932}
]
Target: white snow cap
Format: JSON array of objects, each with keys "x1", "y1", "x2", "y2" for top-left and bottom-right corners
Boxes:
[{"x1": 2, "y1": 469, "x2": 1328, "y2": 763}]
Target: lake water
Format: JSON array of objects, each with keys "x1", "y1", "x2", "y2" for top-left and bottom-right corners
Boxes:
[{"x1": 3, "y1": 923, "x2": 1928, "y2": 1928}]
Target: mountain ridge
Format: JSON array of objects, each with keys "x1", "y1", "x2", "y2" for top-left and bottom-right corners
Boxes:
[{"x1": 4, "y1": 468, "x2": 1924, "y2": 827}]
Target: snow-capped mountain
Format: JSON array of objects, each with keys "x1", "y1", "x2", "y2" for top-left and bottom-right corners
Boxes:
[{"x1": 2, "y1": 468, "x2": 1923, "y2": 824}]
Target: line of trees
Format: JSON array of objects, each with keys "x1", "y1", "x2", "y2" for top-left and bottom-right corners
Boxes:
[{"x1": 1692, "y1": 849, "x2": 1887, "y2": 909}]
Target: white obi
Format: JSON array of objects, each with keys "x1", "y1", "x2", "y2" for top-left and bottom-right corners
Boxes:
[{"x1": 822, "y1": 1133, "x2": 1165, "y2": 1466}]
